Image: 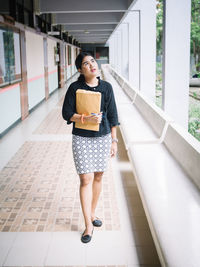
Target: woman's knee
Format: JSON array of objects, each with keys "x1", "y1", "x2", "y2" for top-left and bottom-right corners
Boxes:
[
  {"x1": 94, "y1": 172, "x2": 104, "y2": 182},
  {"x1": 79, "y1": 173, "x2": 93, "y2": 186}
]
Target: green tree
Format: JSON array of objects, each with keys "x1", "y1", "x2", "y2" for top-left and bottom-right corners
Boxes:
[
  {"x1": 191, "y1": 0, "x2": 200, "y2": 73},
  {"x1": 156, "y1": 0, "x2": 163, "y2": 56},
  {"x1": 156, "y1": 0, "x2": 200, "y2": 72}
]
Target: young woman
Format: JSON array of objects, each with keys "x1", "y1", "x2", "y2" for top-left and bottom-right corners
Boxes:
[{"x1": 62, "y1": 52, "x2": 119, "y2": 243}]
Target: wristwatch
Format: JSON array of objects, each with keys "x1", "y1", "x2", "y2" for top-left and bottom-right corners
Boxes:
[{"x1": 112, "y1": 138, "x2": 118, "y2": 143}]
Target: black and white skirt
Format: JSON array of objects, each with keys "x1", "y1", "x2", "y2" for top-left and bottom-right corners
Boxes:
[{"x1": 72, "y1": 133, "x2": 112, "y2": 174}]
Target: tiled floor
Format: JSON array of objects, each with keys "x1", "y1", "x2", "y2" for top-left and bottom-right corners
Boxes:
[
  {"x1": 0, "y1": 73, "x2": 161, "y2": 266},
  {"x1": 0, "y1": 140, "x2": 119, "y2": 232},
  {"x1": 33, "y1": 108, "x2": 72, "y2": 135}
]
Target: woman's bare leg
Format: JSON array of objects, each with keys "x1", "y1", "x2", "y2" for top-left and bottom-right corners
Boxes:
[
  {"x1": 79, "y1": 172, "x2": 94, "y2": 235},
  {"x1": 91, "y1": 171, "x2": 104, "y2": 221}
]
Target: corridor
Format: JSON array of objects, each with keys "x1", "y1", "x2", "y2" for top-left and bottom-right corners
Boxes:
[{"x1": 0, "y1": 74, "x2": 160, "y2": 266}]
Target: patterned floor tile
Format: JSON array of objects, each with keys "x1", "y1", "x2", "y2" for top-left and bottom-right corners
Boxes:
[
  {"x1": 0, "y1": 141, "x2": 120, "y2": 232},
  {"x1": 57, "y1": 95, "x2": 65, "y2": 107},
  {"x1": 33, "y1": 108, "x2": 72, "y2": 135}
]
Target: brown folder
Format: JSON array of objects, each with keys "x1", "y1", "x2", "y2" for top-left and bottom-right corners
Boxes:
[{"x1": 75, "y1": 89, "x2": 101, "y2": 131}]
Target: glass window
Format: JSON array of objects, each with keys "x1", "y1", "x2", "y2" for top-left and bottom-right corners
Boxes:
[
  {"x1": 0, "y1": 26, "x2": 22, "y2": 88},
  {"x1": 96, "y1": 47, "x2": 109, "y2": 60},
  {"x1": 16, "y1": 0, "x2": 23, "y2": 5},
  {"x1": 0, "y1": 2, "x2": 9, "y2": 14},
  {"x1": 23, "y1": 0, "x2": 33, "y2": 10},
  {"x1": 68, "y1": 45, "x2": 71, "y2": 65}
]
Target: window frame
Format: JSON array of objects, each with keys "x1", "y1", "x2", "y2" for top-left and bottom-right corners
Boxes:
[{"x1": 0, "y1": 23, "x2": 22, "y2": 89}]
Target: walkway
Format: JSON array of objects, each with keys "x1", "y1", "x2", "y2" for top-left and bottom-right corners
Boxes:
[{"x1": 0, "y1": 74, "x2": 161, "y2": 266}]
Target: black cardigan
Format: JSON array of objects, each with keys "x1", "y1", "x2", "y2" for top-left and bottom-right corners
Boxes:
[{"x1": 62, "y1": 77, "x2": 120, "y2": 137}]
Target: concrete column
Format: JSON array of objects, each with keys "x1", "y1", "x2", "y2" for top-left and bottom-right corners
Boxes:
[
  {"x1": 112, "y1": 37, "x2": 115, "y2": 69},
  {"x1": 162, "y1": 0, "x2": 191, "y2": 129},
  {"x1": 121, "y1": 23, "x2": 129, "y2": 80},
  {"x1": 43, "y1": 37, "x2": 49, "y2": 100},
  {"x1": 110, "y1": 35, "x2": 115, "y2": 69},
  {"x1": 111, "y1": 37, "x2": 115, "y2": 68},
  {"x1": 110, "y1": 35, "x2": 115, "y2": 68},
  {"x1": 59, "y1": 42, "x2": 65, "y2": 88},
  {"x1": 116, "y1": 30, "x2": 122, "y2": 74},
  {"x1": 132, "y1": 0, "x2": 157, "y2": 102},
  {"x1": 111, "y1": 34, "x2": 116, "y2": 70},
  {"x1": 112, "y1": 32, "x2": 119, "y2": 72},
  {"x1": 128, "y1": 11, "x2": 140, "y2": 89},
  {"x1": 108, "y1": 37, "x2": 114, "y2": 68},
  {"x1": 110, "y1": 31, "x2": 122, "y2": 73},
  {"x1": 19, "y1": 30, "x2": 29, "y2": 120},
  {"x1": 111, "y1": 38, "x2": 114, "y2": 68}
]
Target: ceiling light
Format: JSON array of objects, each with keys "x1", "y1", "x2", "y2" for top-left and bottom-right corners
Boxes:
[{"x1": 84, "y1": 31, "x2": 90, "y2": 34}]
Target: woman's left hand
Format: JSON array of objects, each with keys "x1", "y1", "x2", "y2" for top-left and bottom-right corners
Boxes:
[{"x1": 110, "y1": 142, "x2": 118, "y2": 157}]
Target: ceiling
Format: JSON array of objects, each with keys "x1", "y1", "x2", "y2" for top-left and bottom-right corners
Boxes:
[{"x1": 38, "y1": 0, "x2": 136, "y2": 44}]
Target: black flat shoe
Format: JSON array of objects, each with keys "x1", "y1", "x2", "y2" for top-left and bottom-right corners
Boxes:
[
  {"x1": 92, "y1": 217, "x2": 102, "y2": 227},
  {"x1": 81, "y1": 228, "x2": 94, "y2": 243}
]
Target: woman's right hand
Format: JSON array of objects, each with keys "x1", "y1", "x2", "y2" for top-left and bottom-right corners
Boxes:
[{"x1": 85, "y1": 112, "x2": 102, "y2": 124}]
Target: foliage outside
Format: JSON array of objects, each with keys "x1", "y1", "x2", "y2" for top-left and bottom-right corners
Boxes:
[
  {"x1": 189, "y1": 99, "x2": 200, "y2": 141},
  {"x1": 156, "y1": 0, "x2": 200, "y2": 73},
  {"x1": 191, "y1": 0, "x2": 200, "y2": 75},
  {"x1": 156, "y1": 0, "x2": 200, "y2": 141}
]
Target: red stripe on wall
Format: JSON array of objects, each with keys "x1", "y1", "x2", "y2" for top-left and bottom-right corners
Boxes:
[
  {"x1": 0, "y1": 83, "x2": 20, "y2": 94},
  {"x1": 28, "y1": 73, "x2": 45, "y2": 83},
  {"x1": 48, "y1": 69, "x2": 58, "y2": 75},
  {"x1": 0, "y1": 69, "x2": 58, "y2": 94}
]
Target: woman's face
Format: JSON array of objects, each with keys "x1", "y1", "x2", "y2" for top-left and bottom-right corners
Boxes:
[{"x1": 79, "y1": 56, "x2": 99, "y2": 78}]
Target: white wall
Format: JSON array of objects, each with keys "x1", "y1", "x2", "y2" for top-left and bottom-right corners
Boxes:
[
  {"x1": 26, "y1": 30, "x2": 45, "y2": 109},
  {"x1": 0, "y1": 25, "x2": 80, "y2": 135},
  {"x1": 0, "y1": 85, "x2": 21, "y2": 134},
  {"x1": 26, "y1": 31, "x2": 44, "y2": 81}
]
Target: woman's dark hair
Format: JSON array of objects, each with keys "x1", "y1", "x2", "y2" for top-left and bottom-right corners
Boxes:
[{"x1": 75, "y1": 51, "x2": 93, "y2": 82}]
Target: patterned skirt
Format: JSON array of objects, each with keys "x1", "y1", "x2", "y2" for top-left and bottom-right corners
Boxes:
[{"x1": 72, "y1": 133, "x2": 112, "y2": 174}]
